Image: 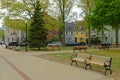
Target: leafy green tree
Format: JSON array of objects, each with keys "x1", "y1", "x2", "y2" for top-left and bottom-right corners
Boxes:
[
  {"x1": 0, "y1": 0, "x2": 50, "y2": 31},
  {"x1": 90, "y1": 0, "x2": 111, "y2": 42},
  {"x1": 51, "y1": 0, "x2": 74, "y2": 46},
  {"x1": 77, "y1": 0, "x2": 94, "y2": 46},
  {"x1": 0, "y1": 0, "x2": 49, "y2": 18},
  {"x1": 4, "y1": 16, "x2": 31, "y2": 30},
  {"x1": 0, "y1": 31, "x2": 4, "y2": 38},
  {"x1": 29, "y1": 0, "x2": 48, "y2": 50},
  {"x1": 50, "y1": 35, "x2": 58, "y2": 42},
  {"x1": 89, "y1": 0, "x2": 120, "y2": 46},
  {"x1": 108, "y1": 0, "x2": 120, "y2": 46}
]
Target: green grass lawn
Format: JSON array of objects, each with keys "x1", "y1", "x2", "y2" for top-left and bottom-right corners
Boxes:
[
  {"x1": 49, "y1": 49, "x2": 120, "y2": 72},
  {"x1": 60, "y1": 46, "x2": 73, "y2": 50},
  {"x1": 19, "y1": 46, "x2": 97, "y2": 51}
]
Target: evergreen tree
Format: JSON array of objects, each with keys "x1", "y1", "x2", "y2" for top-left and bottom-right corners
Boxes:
[{"x1": 29, "y1": 0, "x2": 47, "y2": 50}]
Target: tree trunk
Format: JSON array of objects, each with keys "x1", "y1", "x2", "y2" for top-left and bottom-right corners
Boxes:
[
  {"x1": 59, "y1": 25, "x2": 65, "y2": 46},
  {"x1": 101, "y1": 27, "x2": 104, "y2": 44},
  {"x1": 62, "y1": 25, "x2": 65, "y2": 46},
  {"x1": 88, "y1": 26, "x2": 91, "y2": 47},
  {"x1": 61, "y1": 10, "x2": 65, "y2": 46},
  {"x1": 115, "y1": 27, "x2": 119, "y2": 47},
  {"x1": 39, "y1": 47, "x2": 40, "y2": 50}
]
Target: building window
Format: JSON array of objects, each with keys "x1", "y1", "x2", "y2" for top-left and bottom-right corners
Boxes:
[
  {"x1": 71, "y1": 32, "x2": 73, "y2": 35},
  {"x1": 105, "y1": 37, "x2": 107, "y2": 41},
  {"x1": 68, "y1": 27, "x2": 70, "y2": 30},
  {"x1": 17, "y1": 37, "x2": 19, "y2": 42},
  {"x1": 76, "y1": 32, "x2": 78, "y2": 34},
  {"x1": 75, "y1": 37, "x2": 77, "y2": 42},
  {"x1": 81, "y1": 32, "x2": 83, "y2": 34},
  {"x1": 12, "y1": 37, "x2": 14, "y2": 41},
  {"x1": 67, "y1": 32, "x2": 69, "y2": 35},
  {"x1": 80, "y1": 38, "x2": 84, "y2": 40},
  {"x1": 73, "y1": 32, "x2": 75, "y2": 35},
  {"x1": 8, "y1": 38, "x2": 9, "y2": 42},
  {"x1": 69, "y1": 32, "x2": 71, "y2": 35}
]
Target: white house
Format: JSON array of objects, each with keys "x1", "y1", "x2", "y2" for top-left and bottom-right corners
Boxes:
[
  {"x1": 0, "y1": 27, "x2": 4, "y2": 44},
  {"x1": 5, "y1": 27, "x2": 26, "y2": 44},
  {"x1": 104, "y1": 27, "x2": 120, "y2": 44},
  {"x1": 90, "y1": 26, "x2": 120, "y2": 45}
]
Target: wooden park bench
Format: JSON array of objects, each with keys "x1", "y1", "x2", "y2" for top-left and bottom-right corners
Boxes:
[
  {"x1": 73, "y1": 46, "x2": 87, "y2": 51},
  {"x1": 71, "y1": 53, "x2": 91, "y2": 69},
  {"x1": 46, "y1": 46, "x2": 60, "y2": 51},
  {"x1": 71, "y1": 53, "x2": 112, "y2": 75},
  {"x1": 86, "y1": 55, "x2": 112, "y2": 75}
]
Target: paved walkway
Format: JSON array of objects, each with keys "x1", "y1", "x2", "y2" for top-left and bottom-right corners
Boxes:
[{"x1": 0, "y1": 45, "x2": 115, "y2": 80}]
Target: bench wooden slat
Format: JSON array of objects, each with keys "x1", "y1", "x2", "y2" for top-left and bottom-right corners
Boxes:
[
  {"x1": 88, "y1": 61, "x2": 104, "y2": 66},
  {"x1": 72, "y1": 58, "x2": 85, "y2": 62},
  {"x1": 90, "y1": 55, "x2": 111, "y2": 63}
]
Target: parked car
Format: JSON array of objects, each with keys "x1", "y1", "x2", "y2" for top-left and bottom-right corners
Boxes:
[
  {"x1": 101, "y1": 42, "x2": 111, "y2": 46},
  {"x1": 47, "y1": 42, "x2": 62, "y2": 47},
  {"x1": 66, "y1": 42, "x2": 85, "y2": 46},
  {"x1": 78, "y1": 42, "x2": 86, "y2": 45},
  {"x1": 66, "y1": 42, "x2": 78, "y2": 46},
  {"x1": 18, "y1": 43, "x2": 27, "y2": 47},
  {"x1": 8, "y1": 42, "x2": 18, "y2": 46},
  {"x1": 0, "y1": 41, "x2": 4, "y2": 44}
]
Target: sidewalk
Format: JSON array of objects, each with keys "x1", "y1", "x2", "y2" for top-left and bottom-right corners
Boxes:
[{"x1": 0, "y1": 46, "x2": 114, "y2": 80}]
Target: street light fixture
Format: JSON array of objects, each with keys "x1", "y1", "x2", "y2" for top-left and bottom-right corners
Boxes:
[{"x1": 25, "y1": 19, "x2": 28, "y2": 51}]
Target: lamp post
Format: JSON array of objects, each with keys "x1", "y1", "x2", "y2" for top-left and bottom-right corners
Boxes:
[{"x1": 25, "y1": 19, "x2": 28, "y2": 51}]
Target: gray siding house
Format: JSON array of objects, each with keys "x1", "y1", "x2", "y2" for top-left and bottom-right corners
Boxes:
[
  {"x1": 104, "y1": 27, "x2": 120, "y2": 44},
  {"x1": 90, "y1": 26, "x2": 120, "y2": 45},
  {"x1": 5, "y1": 27, "x2": 26, "y2": 44},
  {"x1": 65, "y1": 22, "x2": 75, "y2": 44}
]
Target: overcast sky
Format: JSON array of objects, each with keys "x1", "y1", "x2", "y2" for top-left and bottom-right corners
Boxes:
[{"x1": 0, "y1": 9, "x2": 7, "y2": 27}]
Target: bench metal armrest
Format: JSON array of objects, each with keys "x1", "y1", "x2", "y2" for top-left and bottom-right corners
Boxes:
[
  {"x1": 85, "y1": 58, "x2": 90, "y2": 60},
  {"x1": 84, "y1": 58, "x2": 90, "y2": 64},
  {"x1": 104, "y1": 61, "x2": 110, "y2": 67}
]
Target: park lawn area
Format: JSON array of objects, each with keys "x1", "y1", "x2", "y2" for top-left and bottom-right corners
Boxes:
[{"x1": 38, "y1": 49, "x2": 120, "y2": 73}]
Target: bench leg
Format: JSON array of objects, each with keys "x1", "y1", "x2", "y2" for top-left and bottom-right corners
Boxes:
[
  {"x1": 73, "y1": 48, "x2": 75, "y2": 52},
  {"x1": 90, "y1": 65, "x2": 92, "y2": 69},
  {"x1": 110, "y1": 70, "x2": 112, "y2": 74},
  {"x1": 105, "y1": 69, "x2": 112, "y2": 75},
  {"x1": 85, "y1": 64, "x2": 91, "y2": 70},
  {"x1": 104, "y1": 67, "x2": 112, "y2": 75},
  {"x1": 71, "y1": 60, "x2": 77, "y2": 66}
]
